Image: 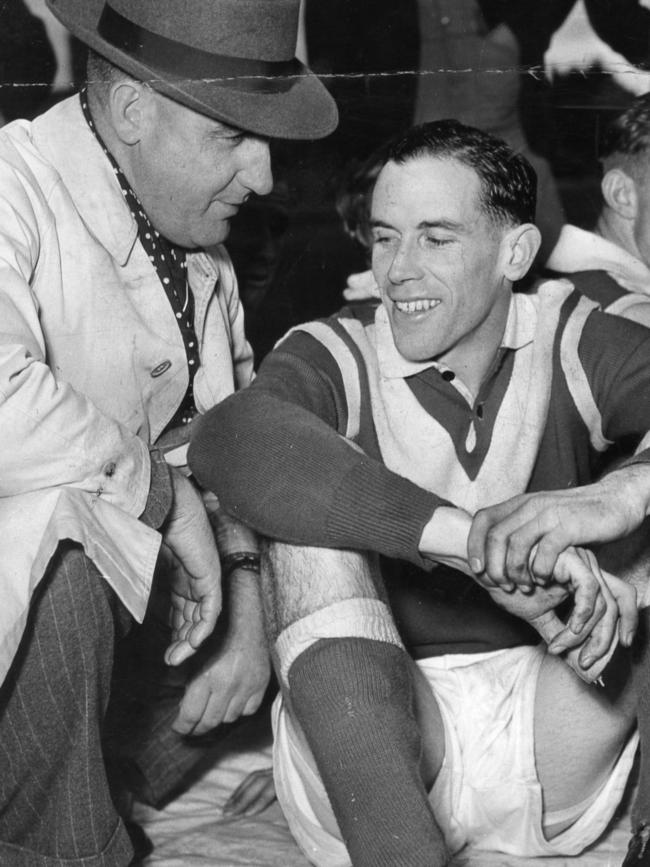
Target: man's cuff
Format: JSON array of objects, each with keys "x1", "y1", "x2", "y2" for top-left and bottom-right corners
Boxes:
[{"x1": 140, "y1": 449, "x2": 173, "y2": 529}]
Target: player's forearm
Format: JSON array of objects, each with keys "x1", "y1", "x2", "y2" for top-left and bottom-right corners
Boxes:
[
  {"x1": 602, "y1": 462, "x2": 650, "y2": 526},
  {"x1": 190, "y1": 390, "x2": 445, "y2": 565}
]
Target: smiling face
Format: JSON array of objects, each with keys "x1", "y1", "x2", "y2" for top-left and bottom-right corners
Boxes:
[
  {"x1": 127, "y1": 91, "x2": 273, "y2": 248},
  {"x1": 370, "y1": 155, "x2": 513, "y2": 370}
]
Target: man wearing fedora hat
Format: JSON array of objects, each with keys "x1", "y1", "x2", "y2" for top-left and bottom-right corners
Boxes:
[{"x1": 0, "y1": 1, "x2": 337, "y2": 864}]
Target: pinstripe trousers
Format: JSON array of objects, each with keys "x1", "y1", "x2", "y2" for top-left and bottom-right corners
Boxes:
[{"x1": 0, "y1": 542, "x2": 134, "y2": 866}]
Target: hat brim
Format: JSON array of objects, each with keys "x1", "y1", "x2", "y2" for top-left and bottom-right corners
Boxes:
[{"x1": 46, "y1": 0, "x2": 338, "y2": 140}]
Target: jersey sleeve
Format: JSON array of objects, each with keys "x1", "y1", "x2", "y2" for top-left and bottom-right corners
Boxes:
[
  {"x1": 189, "y1": 328, "x2": 447, "y2": 566},
  {"x1": 578, "y1": 309, "x2": 650, "y2": 462}
]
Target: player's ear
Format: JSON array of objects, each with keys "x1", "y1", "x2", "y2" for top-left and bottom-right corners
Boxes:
[
  {"x1": 601, "y1": 168, "x2": 637, "y2": 220},
  {"x1": 500, "y1": 223, "x2": 541, "y2": 282}
]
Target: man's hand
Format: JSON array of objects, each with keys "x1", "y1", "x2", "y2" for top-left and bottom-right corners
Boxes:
[
  {"x1": 172, "y1": 568, "x2": 270, "y2": 735},
  {"x1": 487, "y1": 547, "x2": 637, "y2": 677},
  {"x1": 467, "y1": 465, "x2": 650, "y2": 588},
  {"x1": 162, "y1": 468, "x2": 222, "y2": 667}
]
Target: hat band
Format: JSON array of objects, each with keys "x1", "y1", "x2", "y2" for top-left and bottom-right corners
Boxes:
[{"x1": 97, "y1": 3, "x2": 299, "y2": 94}]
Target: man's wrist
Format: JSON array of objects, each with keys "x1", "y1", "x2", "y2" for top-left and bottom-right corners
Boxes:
[
  {"x1": 419, "y1": 506, "x2": 472, "y2": 563},
  {"x1": 224, "y1": 563, "x2": 266, "y2": 632},
  {"x1": 140, "y1": 449, "x2": 173, "y2": 529}
]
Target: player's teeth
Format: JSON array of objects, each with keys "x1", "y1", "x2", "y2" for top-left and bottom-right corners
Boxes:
[{"x1": 395, "y1": 299, "x2": 439, "y2": 314}]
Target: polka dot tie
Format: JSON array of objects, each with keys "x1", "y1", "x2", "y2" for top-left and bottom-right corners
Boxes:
[{"x1": 80, "y1": 89, "x2": 199, "y2": 430}]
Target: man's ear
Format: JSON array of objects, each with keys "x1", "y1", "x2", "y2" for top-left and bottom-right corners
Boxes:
[
  {"x1": 500, "y1": 223, "x2": 541, "y2": 281},
  {"x1": 601, "y1": 168, "x2": 637, "y2": 220},
  {"x1": 107, "y1": 80, "x2": 150, "y2": 146}
]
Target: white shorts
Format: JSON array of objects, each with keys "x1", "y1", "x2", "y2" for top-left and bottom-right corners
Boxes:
[{"x1": 272, "y1": 645, "x2": 638, "y2": 867}]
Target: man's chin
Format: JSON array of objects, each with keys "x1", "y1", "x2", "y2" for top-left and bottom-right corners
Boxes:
[
  {"x1": 185, "y1": 222, "x2": 231, "y2": 250},
  {"x1": 392, "y1": 327, "x2": 445, "y2": 364},
  {"x1": 394, "y1": 340, "x2": 442, "y2": 364}
]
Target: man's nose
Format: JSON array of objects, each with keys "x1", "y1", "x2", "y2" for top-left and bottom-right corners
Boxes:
[
  {"x1": 387, "y1": 239, "x2": 421, "y2": 284},
  {"x1": 240, "y1": 138, "x2": 273, "y2": 196}
]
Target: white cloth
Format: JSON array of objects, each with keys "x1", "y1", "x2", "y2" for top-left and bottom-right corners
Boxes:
[
  {"x1": 423, "y1": 648, "x2": 637, "y2": 857},
  {"x1": 0, "y1": 96, "x2": 254, "y2": 684},
  {"x1": 271, "y1": 646, "x2": 639, "y2": 866},
  {"x1": 546, "y1": 224, "x2": 650, "y2": 297}
]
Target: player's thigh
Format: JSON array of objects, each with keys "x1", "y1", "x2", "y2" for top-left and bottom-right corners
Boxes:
[
  {"x1": 260, "y1": 540, "x2": 384, "y2": 638},
  {"x1": 534, "y1": 651, "x2": 636, "y2": 814},
  {"x1": 410, "y1": 660, "x2": 446, "y2": 787}
]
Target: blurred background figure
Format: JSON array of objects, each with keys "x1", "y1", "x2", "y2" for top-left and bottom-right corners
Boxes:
[
  {"x1": 243, "y1": 0, "x2": 650, "y2": 361},
  {"x1": 5, "y1": 0, "x2": 650, "y2": 361},
  {"x1": 411, "y1": 1, "x2": 565, "y2": 261},
  {"x1": 0, "y1": 0, "x2": 82, "y2": 125}
]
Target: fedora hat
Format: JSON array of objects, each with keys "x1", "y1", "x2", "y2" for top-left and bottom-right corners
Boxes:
[{"x1": 45, "y1": 0, "x2": 338, "y2": 140}]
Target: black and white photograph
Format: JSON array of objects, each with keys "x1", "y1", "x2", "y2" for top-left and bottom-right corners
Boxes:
[{"x1": 3, "y1": 2, "x2": 650, "y2": 866}]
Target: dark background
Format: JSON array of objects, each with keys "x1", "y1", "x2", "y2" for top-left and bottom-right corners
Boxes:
[{"x1": 0, "y1": 0, "x2": 646, "y2": 361}]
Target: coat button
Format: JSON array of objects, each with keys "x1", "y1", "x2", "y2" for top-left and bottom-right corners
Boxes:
[{"x1": 151, "y1": 360, "x2": 172, "y2": 378}]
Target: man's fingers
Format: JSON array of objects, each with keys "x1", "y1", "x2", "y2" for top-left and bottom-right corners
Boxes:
[
  {"x1": 482, "y1": 515, "x2": 540, "y2": 589},
  {"x1": 187, "y1": 611, "x2": 215, "y2": 649},
  {"x1": 577, "y1": 617, "x2": 615, "y2": 670},
  {"x1": 470, "y1": 500, "x2": 557, "y2": 588},
  {"x1": 468, "y1": 500, "x2": 521, "y2": 579},
  {"x1": 165, "y1": 636, "x2": 195, "y2": 667},
  {"x1": 243, "y1": 691, "x2": 264, "y2": 717},
  {"x1": 547, "y1": 551, "x2": 625, "y2": 672},
  {"x1": 530, "y1": 608, "x2": 567, "y2": 648},
  {"x1": 564, "y1": 562, "x2": 605, "y2": 637},
  {"x1": 165, "y1": 614, "x2": 210, "y2": 666},
  {"x1": 529, "y1": 530, "x2": 574, "y2": 584},
  {"x1": 546, "y1": 549, "x2": 607, "y2": 652},
  {"x1": 576, "y1": 591, "x2": 617, "y2": 667},
  {"x1": 165, "y1": 588, "x2": 222, "y2": 667},
  {"x1": 496, "y1": 512, "x2": 572, "y2": 586},
  {"x1": 197, "y1": 692, "x2": 236, "y2": 733},
  {"x1": 603, "y1": 571, "x2": 638, "y2": 647},
  {"x1": 172, "y1": 678, "x2": 212, "y2": 735},
  {"x1": 546, "y1": 596, "x2": 606, "y2": 654},
  {"x1": 470, "y1": 495, "x2": 608, "y2": 587},
  {"x1": 165, "y1": 631, "x2": 204, "y2": 667}
]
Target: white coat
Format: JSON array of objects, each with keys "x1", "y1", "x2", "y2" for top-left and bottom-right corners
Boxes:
[{"x1": 0, "y1": 95, "x2": 254, "y2": 684}]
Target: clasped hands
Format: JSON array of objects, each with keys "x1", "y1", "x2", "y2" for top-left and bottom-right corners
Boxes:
[
  {"x1": 422, "y1": 464, "x2": 650, "y2": 678},
  {"x1": 464, "y1": 466, "x2": 650, "y2": 676}
]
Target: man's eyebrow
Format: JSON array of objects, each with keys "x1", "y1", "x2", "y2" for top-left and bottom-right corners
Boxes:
[
  {"x1": 369, "y1": 219, "x2": 465, "y2": 231},
  {"x1": 369, "y1": 220, "x2": 395, "y2": 231},
  {"x1": 417, "y1": 219, "x2": 464, "y2": 231}
]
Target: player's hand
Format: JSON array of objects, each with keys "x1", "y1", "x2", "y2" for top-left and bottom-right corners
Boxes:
[
  {"x1": 162, "y1": 469, "x2": 222, "y2": 667},
  {"x1": 467, "y1": 466, "x2": 650, "y2": 589},
  {"x1": 172, "y1": 569, "x2": 270, "y2": 735},
  {"x1": 486, "y1": 547, "x2": 637, "y2": 679}
]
